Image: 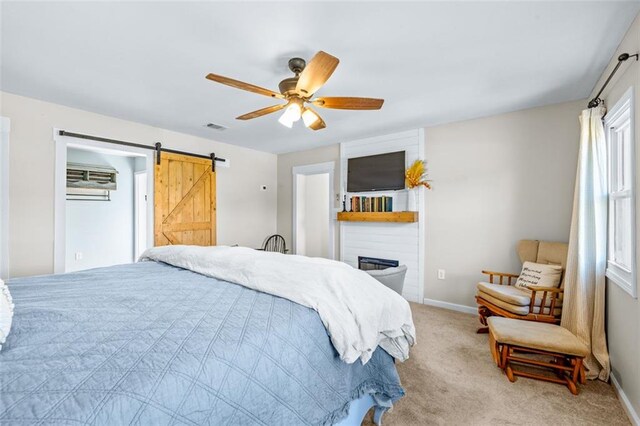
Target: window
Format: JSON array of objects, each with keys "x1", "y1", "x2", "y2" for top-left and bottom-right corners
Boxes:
[{"x1": 605, "y1": 87, "x2": 636, "y2": 298}]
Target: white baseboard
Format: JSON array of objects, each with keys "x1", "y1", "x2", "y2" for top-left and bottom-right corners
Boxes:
[
  {"x1": 611, "y1": 373, "x2": 640, "y2": 426},
  {"x1": 422, "y1": 298, "x2": 476, "y2": 315}
]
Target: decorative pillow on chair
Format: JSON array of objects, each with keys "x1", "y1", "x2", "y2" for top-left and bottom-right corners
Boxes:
[{"x1": 514, "y1": 261, "x2": 562, "y2": 289}]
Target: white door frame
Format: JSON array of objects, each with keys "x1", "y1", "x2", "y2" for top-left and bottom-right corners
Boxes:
[
  {"x1": 53, "y1": 129, "x2": 154, "y2": 273},
  {"x1": 292, "y1": 161, "x2": 335, "y2": 259},
  {"x1": 0, "y1": 117, "x2": 10, "y2": 280},
  {"x1": 134, "y1": 170, "x2": 148, "y2": 260}
]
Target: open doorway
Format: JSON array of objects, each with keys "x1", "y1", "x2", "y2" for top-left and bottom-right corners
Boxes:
[
  {"x1": 65, "y1": 147, "x2": 147, "y2": 272},
  {"x1": 54, "y1": 131, "x2": 154, "y2": 273},
  {"x1": 292, "y1": 162, "x2": 335, "y2": 259}
]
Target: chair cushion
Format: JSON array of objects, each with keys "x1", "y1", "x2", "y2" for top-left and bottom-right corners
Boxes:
[
  {"x1": 536, "y1": 241, "x2": 569, "y2": 270},
  {"x1": 514, "y1": 261, "x2": 562, "y2": 289},
  {"x1": 477, "y1": 290, "x2": 562, "y2": 317},
  {"x1": 478, "y1": 282, "x2": 563, "y2": 307},
  {"x1": 478, "y1": 282, "x2": 532, "y2": 306},
  {"x1": 477, "y1": 291, "x2": 531, "y2": 315},
  {"x1": 487, "y1": 317, "x2": 589, "y2": 357}
]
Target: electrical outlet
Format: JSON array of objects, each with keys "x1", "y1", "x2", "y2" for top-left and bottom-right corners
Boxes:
[
  {"x1": 75, "y1": 252, "x2": 83, "y2": 261},
  {"x1": 437, "y1": 269, "x2": 445, "y2": 280}
]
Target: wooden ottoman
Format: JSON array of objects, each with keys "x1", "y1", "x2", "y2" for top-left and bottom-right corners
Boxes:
[{"x1": 487, "y1": 317, "x2": 589, "y2": 395}]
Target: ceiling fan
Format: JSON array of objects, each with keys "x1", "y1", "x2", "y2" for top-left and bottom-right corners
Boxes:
[{"x1": 205, "y1": 51, "x2": 384, "y2": 131}]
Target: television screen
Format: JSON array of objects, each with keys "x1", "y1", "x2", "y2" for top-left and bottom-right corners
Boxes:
[{"x1": 347, "y1": 151, "x2": 406, "y2": 192}]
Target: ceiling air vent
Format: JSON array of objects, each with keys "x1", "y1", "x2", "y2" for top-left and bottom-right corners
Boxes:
[{"x1": 204, "y1": 122, "x2": 227, "y2": 131}]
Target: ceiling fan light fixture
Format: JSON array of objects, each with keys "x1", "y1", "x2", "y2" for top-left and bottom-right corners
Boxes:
[
  {"x1": 302, "y1": 108, "x2": 320, "y2": 128},
  {"x1": 278, "y1": 101, "x2": 302, "y2": 128},
  {"x1": 278, "y1": 111, "x2": 295, "y2": 128}
]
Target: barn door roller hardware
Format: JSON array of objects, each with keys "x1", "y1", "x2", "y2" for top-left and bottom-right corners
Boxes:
[{"x1": 58, "y1": 130, "x2": 226, "y2": 171}]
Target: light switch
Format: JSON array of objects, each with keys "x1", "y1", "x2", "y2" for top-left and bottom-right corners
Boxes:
[{"x1": 437, "y1": 269, "x2": 445, "y2": 280}]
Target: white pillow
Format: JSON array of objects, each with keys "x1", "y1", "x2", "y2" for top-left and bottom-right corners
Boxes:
[
  {"x1": 0, "y1": 279, "x2": 14, "y2": 351},
  {"x1": 515, "y1": 261, "x2": 562, "y2": 290}
]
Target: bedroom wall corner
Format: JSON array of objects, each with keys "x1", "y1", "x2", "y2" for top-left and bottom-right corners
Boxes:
[
  {"x1": 1, "y1": 91, "x2": 278, "y2": 277},
  {"x1": 422, "y1": 99, "x2": 584, "y2": 310}
]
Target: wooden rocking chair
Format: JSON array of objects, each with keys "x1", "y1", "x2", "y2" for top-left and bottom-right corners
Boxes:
[{"x1": 475, "y1": 240, "x2": 568, "y2": 333}]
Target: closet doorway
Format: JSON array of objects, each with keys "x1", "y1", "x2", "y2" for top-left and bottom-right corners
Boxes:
[
  {"x1": 65, "y1": 147, "x2": 146, "y2": 272},
  {"x1": 53, "y1": 131, "x2": 154, "y2": 273},
  {"x1": 292, "y1": 162, "x2": 335, "y2": 259}
]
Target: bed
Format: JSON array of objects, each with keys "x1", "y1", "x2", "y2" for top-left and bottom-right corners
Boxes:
[{"x1": 0, "y1": 253, "x2": 410, "y2": 425}]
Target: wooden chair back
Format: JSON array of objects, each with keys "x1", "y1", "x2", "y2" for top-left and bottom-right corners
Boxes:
[{"x1": 262, "y1": 234, "x2": 287, "y2": 254}]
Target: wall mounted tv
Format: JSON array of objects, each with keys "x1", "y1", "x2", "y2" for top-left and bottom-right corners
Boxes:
[{"x1": 347, "y1": 151, "x2": 406, "y2": 192}]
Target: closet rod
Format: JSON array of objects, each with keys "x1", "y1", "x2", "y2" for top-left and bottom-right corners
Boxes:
[
  {"x1": 58, "y1": 130, "x2": 226, "y2": 170},
  {"x1": 588, "y1": 53, "x2": 638, "y2": 108}
]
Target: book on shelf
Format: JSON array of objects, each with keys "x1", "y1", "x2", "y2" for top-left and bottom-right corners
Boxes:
[{"x1": 349, "y1": 195, "x2": 393, "y2": 213}]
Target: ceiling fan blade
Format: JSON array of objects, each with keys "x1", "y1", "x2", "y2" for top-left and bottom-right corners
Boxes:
[
  {"x1": 295, "y1": 51, "x2": 339, "y2": 97},
  {"x1": 206, "y1": 73, "x2": 284, "y2": 99},
  {"x1": 312, "y1": 97, "x2": 384, "y2": 110},
  {"x1": 236, "y1": 103, "x2": 287, "y2": 120},
  {"x1": 307, "y1": 108, "x2": 326, "y2": 131}
]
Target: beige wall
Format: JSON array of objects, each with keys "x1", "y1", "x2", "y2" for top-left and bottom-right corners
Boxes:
[
  {"x1": 422, "y1": 99, "x2": 582, "y2": 307},
  {"x1": 592, "y1": 13, "x2": 640, "y2": 419},
  {"x1": 0, "y1": 91, "x2": 277, "y2": 277},
  {"x1": 277, "y1": 144, "x2": 340, "y2": 256}
]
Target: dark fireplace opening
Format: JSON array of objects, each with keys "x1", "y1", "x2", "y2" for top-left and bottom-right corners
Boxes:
[{"x1": 358, "y1": 256, "x2": 399, "y2": 271}]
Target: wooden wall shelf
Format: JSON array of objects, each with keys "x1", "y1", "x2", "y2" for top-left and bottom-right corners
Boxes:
[{"x1": 337, "y1": 211, "x2": 418, "y2": 223}]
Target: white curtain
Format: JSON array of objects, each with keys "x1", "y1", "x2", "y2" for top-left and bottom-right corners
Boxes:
[{"x1": 561, "y1": 107, "x2": 610, "y2": 381}]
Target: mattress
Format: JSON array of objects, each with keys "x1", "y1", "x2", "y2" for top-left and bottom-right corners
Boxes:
[{"x1": 0, "y1": 261, "x2": 404, "y2": 425}]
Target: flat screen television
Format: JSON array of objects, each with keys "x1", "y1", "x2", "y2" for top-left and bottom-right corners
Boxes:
[{"x1": 347, "y1": 151, "x2": 405, "y2": 192}]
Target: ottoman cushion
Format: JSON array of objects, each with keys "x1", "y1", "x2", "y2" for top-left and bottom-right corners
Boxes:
[{"x1": 487, "y1": 317, "x2": 589, "y2": 358}]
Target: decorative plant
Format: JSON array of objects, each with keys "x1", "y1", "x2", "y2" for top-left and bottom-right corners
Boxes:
[{"x1": 405, "y1": 160, "x2": 432, "y2": 190}]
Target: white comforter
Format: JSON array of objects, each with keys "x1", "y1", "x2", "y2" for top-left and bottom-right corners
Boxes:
[{"x1": 140, "y1": 245, "x2": 416, "y2": 364}]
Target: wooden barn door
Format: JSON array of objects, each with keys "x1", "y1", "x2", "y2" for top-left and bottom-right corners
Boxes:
[{"x1": 154, "y1": 152, "x2": 216, "y2": 246}]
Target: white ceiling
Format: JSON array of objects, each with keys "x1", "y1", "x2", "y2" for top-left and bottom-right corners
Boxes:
[{"x1": 1, "y1": 1, "x2": 639, "y2": 154}]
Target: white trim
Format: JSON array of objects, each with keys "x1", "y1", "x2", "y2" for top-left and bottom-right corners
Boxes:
[
  {"x1": 0, "y1": 117, "x2": 10, "y2": 280},
  {"x1": 53, "y1": 129, "x2": 154, "y2": 273},
  {"x1": 292, "y1": 162, "x2": 335, "y2": 176},
  {"x1": 422, "y1": 298, "x2": 477, "y2": 315},
  {"x1": 604, "y1": 87, "x2": 637, "y2": 298},
  {"x1": 53, "y1": 130, "x2": 66, "y2": 274},
  {"x1": 611, "y1": 373, "x2": 640, "y2": 426},
  {"x1": 133, "y1": 170, "x2": 148, "y2": 261},
  {"x1": 417, "y1": 128, "x2": 426, "y2": 304},
  {"x1": 292, "y1": 161, "x2": 336, "y2": 260},
  {"x1": 342, "y1": 129, "x2": 419, "y2": 146},
  {"x1": 339, "y1": 142, "x2": 346, "y2": 263}
]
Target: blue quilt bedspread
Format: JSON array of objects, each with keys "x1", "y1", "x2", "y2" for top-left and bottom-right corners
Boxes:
[{"x1": 0, "y1": 262, "x2": 404, "y2": 425}]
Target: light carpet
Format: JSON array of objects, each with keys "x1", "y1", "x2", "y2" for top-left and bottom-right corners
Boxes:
[{"x1": 365, "y1": 303, "x2": 629, "y2": 425}]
